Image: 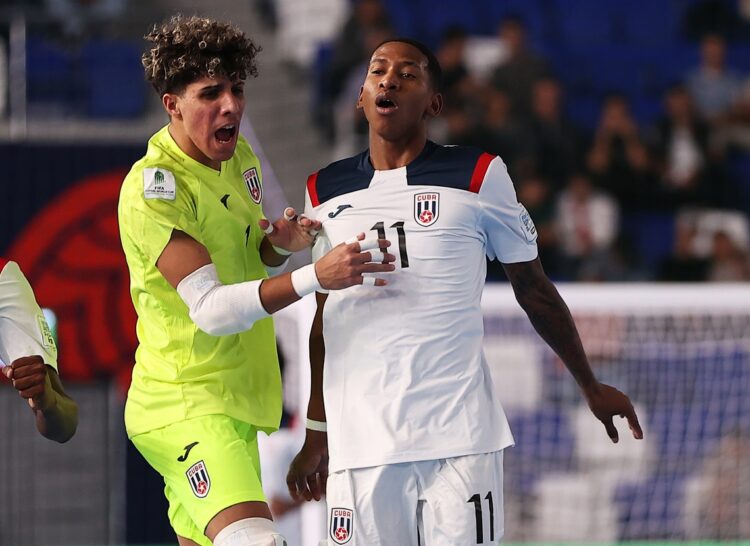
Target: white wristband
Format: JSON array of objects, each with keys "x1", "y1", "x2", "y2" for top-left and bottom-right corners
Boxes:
[
  {"x1": 272, "y1": 245, "x2": 292, "y2": 256},
  {"x1": 306, "y1": 418, "x2": 327, "y2": 432},
  {"x1": 291, "y1": 263, "x2": 322, "y2": 297}
]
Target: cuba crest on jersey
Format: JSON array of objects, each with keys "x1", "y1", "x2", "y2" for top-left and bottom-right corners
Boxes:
[
  {"x1": 186, "y1": 460, "x2": 211, "y2": 498},
  {"x1": 414, "y1": 192, "x2": 439, "y2": 227},
  {"x1": 243, "y1": 167, "x2": 262, "y2": 204},
  {"x1": 329, "y1": 507, "x2": 354, "y2": 544}
]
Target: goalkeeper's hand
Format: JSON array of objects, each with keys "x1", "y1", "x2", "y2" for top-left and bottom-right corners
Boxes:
[
  {"x1": 259, "y1": 207, "x2": 321, "y2": 254},
  {"x1": 584, "y1": 382, "x2": 644, "y2": 443},
  {"x1": 287, "y1": 430, "x2": 329, "y2": 502}
]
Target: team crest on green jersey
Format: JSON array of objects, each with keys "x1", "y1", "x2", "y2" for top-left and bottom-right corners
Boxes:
[{"x1": 243, "y1": 167, "x2": 262, "y2": 204}]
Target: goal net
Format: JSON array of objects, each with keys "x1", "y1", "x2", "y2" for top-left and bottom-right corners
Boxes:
[{"x1": 481, "y1": 283, "x2": 750, "y2": 544}]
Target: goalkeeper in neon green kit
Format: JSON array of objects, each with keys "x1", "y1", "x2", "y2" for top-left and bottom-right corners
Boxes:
[{"x1": 118, "y1": 15, "x2": 395, "y2": 546}]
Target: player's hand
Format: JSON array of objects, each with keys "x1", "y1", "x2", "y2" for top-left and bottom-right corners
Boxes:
[
  {"x1": 3, "y1": 355, "x2": 54, "y2": 411},
  {"x1": 287, "y1": 430, "x2": 329, "y2": 502},
  {"x1": 259, "y1": 207, "x2": 322, "y2": 254},
  {"x1": 584, "y1": 382, "x2": 643, "y2": 443},
  {"x1": 315, "y1": 232, "x2": 396, "y2": 289}
]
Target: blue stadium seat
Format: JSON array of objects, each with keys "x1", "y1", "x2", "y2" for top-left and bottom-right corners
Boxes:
[
  {"x1": 482, "y1": 0, "x2": 552, "y2": 48},
  {"x1": 410, "y1": 0, "x2": 489, "y2": 47},
  {"x1": 614, "y1": 473, "x2": 687, "y2": 540},
  {"x1": 727, "y1": 151, "x2": 750, "y2": 211},
  {"x1": 81, "y1": 39, "x2": 146, "y2": 118},
  {"x1": 379, "y1": 0, "x2": 417, "y2": 37},
  {"x1": 550, "y1": 0, "x2": 616, "y2": 45},
  {"x1": 621, "y1": 212, "x2": 676, "y2": 272},
  {"x1": 619, "y1": 0, "x2": 680, "y2": 45},
  {"x1": 504, "y1": 406, "x2": 577, "y2": 493},
  {"x1": 25, "y1": 36, "x2": 76, "y2": 114}
]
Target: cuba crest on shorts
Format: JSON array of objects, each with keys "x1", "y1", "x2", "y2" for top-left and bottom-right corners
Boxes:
[
  {"x1": 329, "y1": 507, "x2": 354, "y2": 544},
  {"x1": 186, "y1": 460, "x2": 211, "y2": 498}
]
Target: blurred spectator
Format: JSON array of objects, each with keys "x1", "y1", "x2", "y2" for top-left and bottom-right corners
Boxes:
[
  {"x1": 657, "y1": 222, "x2": 709, "y2": 281},
  {"x1": 331, "y1": 25, "x2": 392, "y2": 159},
  {"x1": 707, "y1": 230, "x2": 750, "y2": 281},
  {"x1": 326, "y1": 0, "x2": 393, "y2": 102},
  {"x1": 316, "y1": 0, "x2": 393, "y2": 141},
  {"x1": 554, "y1": 173, "x2": 620, "y2": 280},
  {"x1": 489, "y1": 15, "x2": 549, "y2": 118},
  {"x1": 276, "y1": 0, "x2": 348, "y2": 69},
  {"x1": 648, "y1": 84, "x2": 717, "y2": 208},
  {"x1": 682, "y1": 0, "x2": 750, "y2": 41},
  {"x1": 434, "y1": 26, "x2": 487, "y2": 110},
  {"x1": 43, "y1": 0, "x2": 126, "y2": 40},
  {"x1": 516, "y1": 174, "x2": 560, "y2": 277},
  {"x1": 722, "y1": 75, "x2": 750, "y2": 151},
  {"x1": 475, "y1": 88, "x2": 534, "y2": 177},
  {"x1": 527, "y1": 76, "x2": 587, "y2": 186},
  {"x1": 254, "y1": 0, "x2": 278, "y2": 30},
  {"x1": 587, "y1": 94, "x2": 652, "y2": 211},
  {"x1": 685, "y1": 33, "x2": 742, "y2": 123},
  {"x1": 441, "y1": 100, "x2": 483, "y2": 148}
]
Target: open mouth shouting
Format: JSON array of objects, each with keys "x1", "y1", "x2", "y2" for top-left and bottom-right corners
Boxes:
[
  {"x1": 215, "y1": 124, "x2": 237, "y2": 144},
  {"x1": 375, "y1": 93, "x2": 398, "y2": 115}
]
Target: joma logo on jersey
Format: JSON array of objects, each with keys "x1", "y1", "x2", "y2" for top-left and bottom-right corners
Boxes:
[
  {"x1": 414, "y1": 192, "x2": 439, "y2": 227},
  {"x1": 243, "y1": 167, "x2": 262, "y2": 204},
  {"x1": 186, "y1": 460, "x2": 211, "y2": 498},
  {"x1": 330, "y1": 508, "x2": 354, "y2": 544}
]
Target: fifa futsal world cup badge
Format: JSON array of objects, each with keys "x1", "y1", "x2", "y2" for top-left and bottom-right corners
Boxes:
[
  {"x1": 329, "y1": 508, "x2": 354, "y2": 544},
  {"x1": 414, "y1": 192, "x2": 439, "y2": 227},
  {"x1": 243, "y1": 167, "x2": 262, "y2": 204},
  {"x1": 186, "y1": 460, "x2": 211, "y2": 498}
]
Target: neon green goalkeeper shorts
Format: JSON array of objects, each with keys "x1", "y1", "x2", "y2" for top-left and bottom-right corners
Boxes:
[{"x1": 131, "y1": 414, "x2": 267, "y2": 546}]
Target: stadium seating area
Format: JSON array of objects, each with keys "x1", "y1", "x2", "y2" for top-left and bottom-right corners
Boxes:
[{"x1": 26, "y1": 36, "x2": 146, "y2": 118}]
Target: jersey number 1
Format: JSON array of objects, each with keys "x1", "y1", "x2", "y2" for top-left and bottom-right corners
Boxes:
[
  {"x1": 468, "y1": 491, "x2": 495, "y2": 544},
  {"x1": 371, "y1": 221, "x2": 409, "y2": 268}
]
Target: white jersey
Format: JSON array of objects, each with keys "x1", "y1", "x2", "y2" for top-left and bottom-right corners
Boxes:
[
  {"x1": 304, "y1": 142, "x2": 538, "y2": 472},
  {"x1": 0, "y1": 258, "x2": 58, "y2": 370}
]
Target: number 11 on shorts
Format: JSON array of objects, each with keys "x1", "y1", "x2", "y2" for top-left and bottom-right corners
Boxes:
[{"x1": 468, "y1": 491, "x2": 495, "y2": 544}]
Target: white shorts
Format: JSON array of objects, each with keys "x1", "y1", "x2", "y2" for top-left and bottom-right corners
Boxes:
[{"x1": 324, "y1": 450, "x2": 504, "y2": 546}]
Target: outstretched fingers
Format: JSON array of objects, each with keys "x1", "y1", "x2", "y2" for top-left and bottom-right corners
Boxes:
[
  {"x1": 623, "y1": 405, "x2": 644, "y2": 440},
  {"x1": 602, "y1": 417, "x2": 620, "y2": 444}
]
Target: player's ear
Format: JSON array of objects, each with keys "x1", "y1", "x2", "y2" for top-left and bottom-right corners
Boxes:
[
  {"x1": 426, "y1": 92, "x2": 443, "y2": 118},
  {"x1": 162, "y1": 93, "x2": 181, "y2": 119},
  {"x1": 356, "y1": 86, "x2": 365, "y2": 110}
]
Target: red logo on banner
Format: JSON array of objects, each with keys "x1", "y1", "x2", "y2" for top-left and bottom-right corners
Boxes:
[{"x1": 8, "y1": 170, "x2": 137, "y2": 391}]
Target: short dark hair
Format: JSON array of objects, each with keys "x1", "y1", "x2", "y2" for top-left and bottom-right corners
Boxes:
[
  {"x1": 372, "y1": 37, "x2": 443, "y2": 92},
  {"x1": 143, "y1": 14, "x2": 261, "y2": 96}
]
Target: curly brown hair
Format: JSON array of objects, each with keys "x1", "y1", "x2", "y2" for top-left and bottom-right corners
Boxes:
[{"x1": 143, "y1": 15, "x2": 261, "y2": 95}]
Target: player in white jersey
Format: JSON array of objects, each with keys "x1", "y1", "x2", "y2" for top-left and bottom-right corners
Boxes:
[
  {"x1": 287, "y1": 39, "x2": 644, "y2": 545},
  {"x1": 0, "y1": 257, "x2": 78, "y2": 442}
]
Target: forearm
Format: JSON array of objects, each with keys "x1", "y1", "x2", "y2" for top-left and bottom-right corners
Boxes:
[
  {"x1": 258, "y1": 273, "x2": 302, "y2": 314},
  {"x1": 507, "y1": 262, "x2": 598, "y2": 391},
  {"x1": 35, "y1": 392, "x2": 78, "y2": 443},
  {"x1": 307, "y1": 292, "x2": 328, "y2": 422},
  {"x1": 259, "y1": 236, "x2": 290, "y2": 268}
]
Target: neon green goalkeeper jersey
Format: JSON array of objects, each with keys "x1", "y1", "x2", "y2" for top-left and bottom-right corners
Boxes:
[{"x1": 118, "y1": 125, "x2": 281, "y2": 438}]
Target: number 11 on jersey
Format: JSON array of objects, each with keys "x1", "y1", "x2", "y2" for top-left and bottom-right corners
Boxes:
[{"x1": 371, "y1": 221, "x2": 409, "y2": 268}]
